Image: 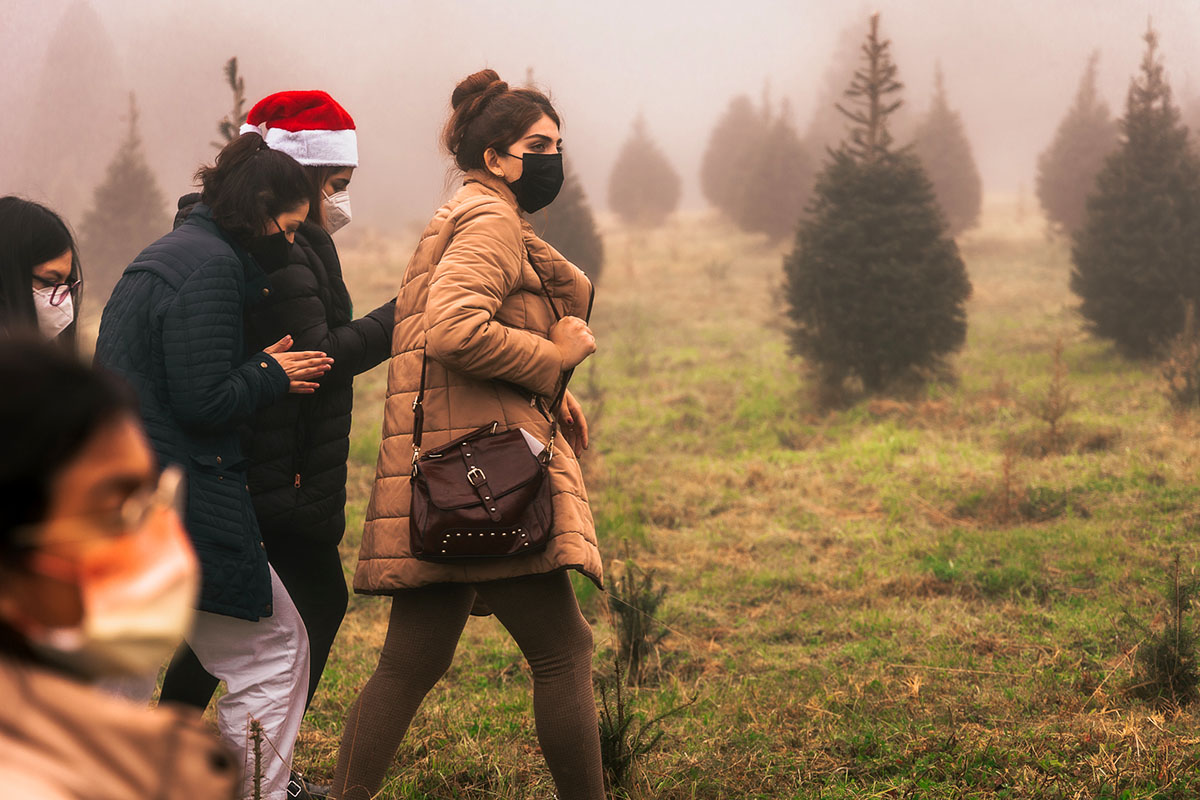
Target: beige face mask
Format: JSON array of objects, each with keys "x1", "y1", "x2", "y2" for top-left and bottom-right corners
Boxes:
[{"x1": 12, "y1": 467, "x2": 199, "y2": 679}]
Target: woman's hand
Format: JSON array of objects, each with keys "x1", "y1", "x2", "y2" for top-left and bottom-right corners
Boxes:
[
  {"x1": 557, "y1": 388, "x2": 589, "y2": 453},
  {"x1": 263, "y1": 335, "x2": 334, "y2": 394},
  {"x1": 549, "y1": 316, "x2": 597, "y2": 370}
]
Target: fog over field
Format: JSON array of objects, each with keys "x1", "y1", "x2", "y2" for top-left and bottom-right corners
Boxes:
[{"x1": 1, "y1": 0, "x2": 1198, "y2": 227}]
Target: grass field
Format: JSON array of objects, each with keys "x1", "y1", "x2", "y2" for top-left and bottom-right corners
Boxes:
[{"x1": 286, "y1": 199, "x2": 1200, "y2": 799}]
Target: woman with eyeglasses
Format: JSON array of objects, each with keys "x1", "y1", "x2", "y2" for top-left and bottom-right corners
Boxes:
[
  {"x1": 0, "y1": 196, "x2": 83, "y2": 347},
  {"x1": 95, "y1": 131, "x2": 334, "y2": 800},
  {"x1": 0, "y1": 337, "x2": 237, "y2": 799}
]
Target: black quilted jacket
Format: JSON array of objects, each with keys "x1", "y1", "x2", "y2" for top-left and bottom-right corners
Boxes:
[
  {"x1": 239, "y1": 219, "x2": 395, "y2": 544},
  {"x1": 95, "y1": 205, "x2": 288, "y2": 621}
]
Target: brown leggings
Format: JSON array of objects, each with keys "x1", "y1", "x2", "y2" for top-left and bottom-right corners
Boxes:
[{"x1": 330, "y1": 571, "x2": 604, "y2": 800}]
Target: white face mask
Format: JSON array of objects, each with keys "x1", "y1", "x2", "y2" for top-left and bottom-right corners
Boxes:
[
  {"x1": 14, "y1": 469, "x2": 199, "y2": 679},
  {"x1": 322, "y1": 190, "x2": 352, "y2": 235},
  {"x1": 32, "y1": 286, "x2": 74, "y2": 339}
]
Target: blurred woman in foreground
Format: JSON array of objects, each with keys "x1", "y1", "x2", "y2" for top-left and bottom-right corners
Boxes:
[{"x1": 0, "y1": 337, "x2": 236, "y2": 799}]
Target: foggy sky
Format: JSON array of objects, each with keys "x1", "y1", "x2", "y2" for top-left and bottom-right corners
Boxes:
[{"x1": 2, "y1": 0, "x2": 1199, "y2": 229}]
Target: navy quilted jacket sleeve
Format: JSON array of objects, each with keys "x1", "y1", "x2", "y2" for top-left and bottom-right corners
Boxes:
[
  {"x1": 163, "y1": 256, "x2": 289, "y2": 430},
  {"x1": 247, "y1": 226, "x2": 395, "y2": 382}
]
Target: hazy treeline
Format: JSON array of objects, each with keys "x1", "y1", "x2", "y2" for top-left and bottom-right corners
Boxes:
[{"x1": 2, "y1": 0, "x2": 1199, "y2": 235}]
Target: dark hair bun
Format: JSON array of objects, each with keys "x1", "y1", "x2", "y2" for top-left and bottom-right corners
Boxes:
[
  {"x1": 451, "y1": 69, "x2": 507, "y2": 112},
  {"x1": 442, "y1": 69, "x2": 559, "y2": 173}
]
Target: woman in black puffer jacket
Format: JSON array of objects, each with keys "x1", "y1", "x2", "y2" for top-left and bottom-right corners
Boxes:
[{"x1": 160, "y1": 92, "x2": 395, "y2": 731}]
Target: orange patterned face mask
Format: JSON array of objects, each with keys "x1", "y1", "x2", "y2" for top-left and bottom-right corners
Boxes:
[{"x1": 17, "y1": 467, "x2": 199, "y2": 678}]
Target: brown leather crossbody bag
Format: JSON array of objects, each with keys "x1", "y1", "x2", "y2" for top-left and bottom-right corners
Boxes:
[{"x1": 408, "y1": 199, "x2": 570, "y2": 562}]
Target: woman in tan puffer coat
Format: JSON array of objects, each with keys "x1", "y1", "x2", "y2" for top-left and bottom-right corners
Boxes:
[{"x1": 329, "y1": 70, "x2": 604, "y2": 800}]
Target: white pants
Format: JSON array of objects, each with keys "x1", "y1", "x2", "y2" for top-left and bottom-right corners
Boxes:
[{"x1": 187, "y1": 566, "x2": 310, "y2": 800}]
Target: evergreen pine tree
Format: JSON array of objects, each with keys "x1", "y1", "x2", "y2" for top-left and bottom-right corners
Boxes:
[
  {"x1": 213, "y1": 57, "x2": 248, "y2": 148},
  {"x1": 528, "y1": 157, "x2": 606, "y2": 281},
  {"x1": 911, "y1": 66, "x2": 983, "y2": 236},
  {"x1": 700, "y1": 94, "x2": 767, "y2": 219},
  {"x1": 731, "y1": 101, "x2": 815, "y2": 241},
  {"x1": 783, "y1": 14, "x2": 971, "y2": 396},
  {"x1": 607, "y1": 116, "x2": 681, "y2": 228},
  {"x1": 1184, "y1": 92, "x2": 1200, "y2": 153},
  {"x1": 1070, "y1": 26, "x2": 1200, "y2": 358},
  {"x1": 79, "y1": 94, "x2": 171, "y2": 305},
  {"x1": 14, "y1": 0, "x2": 125, "y2": 220},
  {"x1": 1036, "y1": 52, "x2": 1120, "y2": 233}
]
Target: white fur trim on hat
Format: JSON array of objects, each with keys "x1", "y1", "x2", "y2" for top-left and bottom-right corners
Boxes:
[{"x1": 261, "y1": 127, "x2": 358, "y2": 167}]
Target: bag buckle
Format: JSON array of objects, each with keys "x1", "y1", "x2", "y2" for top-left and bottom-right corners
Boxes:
[{"x1": 466, "y1": 466, "x2": 487, "y2": 486}]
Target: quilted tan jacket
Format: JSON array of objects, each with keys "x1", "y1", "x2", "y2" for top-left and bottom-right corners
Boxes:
[{"x1": 354, "y1": 170, "x2": 601, "y2": 593}]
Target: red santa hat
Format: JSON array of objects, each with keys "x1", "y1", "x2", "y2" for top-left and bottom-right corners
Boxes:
[{"x1": 240, "y1": 90, "x2": 358, "y2": 167}]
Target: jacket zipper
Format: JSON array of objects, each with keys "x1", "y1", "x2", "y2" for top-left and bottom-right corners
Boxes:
[{"x1": 293, "y1": 409, "x2": 310, "y2": 489}]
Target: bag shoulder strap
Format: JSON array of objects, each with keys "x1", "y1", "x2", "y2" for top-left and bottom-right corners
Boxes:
[{"x1": 412, "y1": 195, "x2": 567, "y2": 468}]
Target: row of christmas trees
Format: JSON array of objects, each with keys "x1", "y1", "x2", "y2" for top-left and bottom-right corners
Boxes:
[{"x1": 776, "y1": 14, "x2": 1200, "y2": 402}]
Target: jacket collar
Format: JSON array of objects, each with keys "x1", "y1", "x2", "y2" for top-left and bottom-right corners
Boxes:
[
  {"x1": 463, "y1": 169, "x2": 519, "y2": 210},
  {"x1": 186, "y1": 204, "x2": 274, "y2": 305}
]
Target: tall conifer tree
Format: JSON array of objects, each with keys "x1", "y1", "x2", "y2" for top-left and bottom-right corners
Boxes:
[
  {"x1": 911, "y1": 66, "x2": 982, "y2": 235},
  {"x1": 608, "y1": 116, "x2": 681, "y2": 228},
  {"x1": 701, "y1": 95, "x2": 767, "y2": 219},
  {"x1": 528, "y1": 157, "x2": 606, "y2": 281},
  {"x1": 79, "y1": 95, "x2": 171, "y2": 305},
  {"x1": 732, "y1": 101, "x2": 815, "y2": 241},
  {"x1": 783, "y1": 14, "x2": 971, "y2": 396},
  {"x1": 1071, "y1": 26, "x2": 1200, "y2": 357},
  {"x1": 1037, "y1": 52, "x2": 1120, "y2": 233},
  {"x1": 15, "y1": 0, "x2": 125, "y2": 219}
]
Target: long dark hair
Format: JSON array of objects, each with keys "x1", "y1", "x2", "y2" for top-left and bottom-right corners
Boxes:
[
  {"x1": 195, "y1": 132, "x2": 311, "y2": 244},
  {"x1": 0, "y1": 336, "x2": 135, "y2": 559},
  {"x1": 443, "y1": 69, "x2": 560, "y2": 172},
  {"x1": 0, "y1": 197, "x2": 82, "y2": 349}
]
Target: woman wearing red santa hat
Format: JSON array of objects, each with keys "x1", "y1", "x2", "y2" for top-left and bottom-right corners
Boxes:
[
  {"x1": 95, "y1": 129, "x2": 333, "y2": 800},
  {"x1": 159, "y1": 90, "x2": 395, "y2": 796}
]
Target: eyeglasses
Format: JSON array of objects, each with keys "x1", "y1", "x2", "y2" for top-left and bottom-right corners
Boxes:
[
  {"x1": 11, "y1": 465, "x2": 186, "y2": 548},
  {"x1": 46, "y1": 280, "x2": 81, "y2": 307}
]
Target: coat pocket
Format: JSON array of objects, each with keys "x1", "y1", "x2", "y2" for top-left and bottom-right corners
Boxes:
[{"x1": 185, "y1": 454, "x2": 253, "y2": 551}]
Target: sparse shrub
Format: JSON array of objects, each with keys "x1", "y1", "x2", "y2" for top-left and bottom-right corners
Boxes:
[
  {"x1": 608, "y1": 116, "x2": 681, "y2": 228},
  {"x1": 78, "y1": 93, "x2": 171, "y2": 305},
  {"x1": 212, "y1": 56, "x2": 248, "y2": 148},
  {"x1": 609, "y1": 567, "x2": 668, "y2": 688},
  {"x1": 528, "y1": 156, "x2": 606, "y2": 282},
  {"x1": 597, "y1": 651, "x2": 694, "y2": 798},
  {"x1": 1162, "y1": 301, "x2": 1200, "y2": 408},
  {"x1": 1036, "y1": 51, "x2": 1120, "y2": 234},
  {"x1": 911, "y1": 66, "x2": 983, "y2": 236},
  {"x1": 783, "y1": 14, "x2": 971, "y2": 400},
  {"x1": 1071, "y1": 27, "x2": 1200, "y2": 358},
  {"x1": 1130, "y1": 555, "x2": 1200, "y2": 706},
  {"x1": 1020, "y1": 338, "x2": 1078, "y2": 454},
  {"x1": 607, "y1": 553, "x2": 670, "y2": 686}
]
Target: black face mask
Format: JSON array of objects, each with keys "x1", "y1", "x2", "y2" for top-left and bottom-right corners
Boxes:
[
  {"x1": 505, "y1": 152, "x2": 564, "y2": 214},
  {"x1": 246, "y1": 230, "x2": 291, "y2": 272}
]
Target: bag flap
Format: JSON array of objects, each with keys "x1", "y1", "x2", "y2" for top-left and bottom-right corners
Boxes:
[{"x1": 415, "y1": 429, "x2": 543, "y2": 509}]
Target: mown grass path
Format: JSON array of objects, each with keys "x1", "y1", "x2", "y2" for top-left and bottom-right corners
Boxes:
[{"x1": 297, "y1": 202, "x2": 1200, "y2": 799}]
